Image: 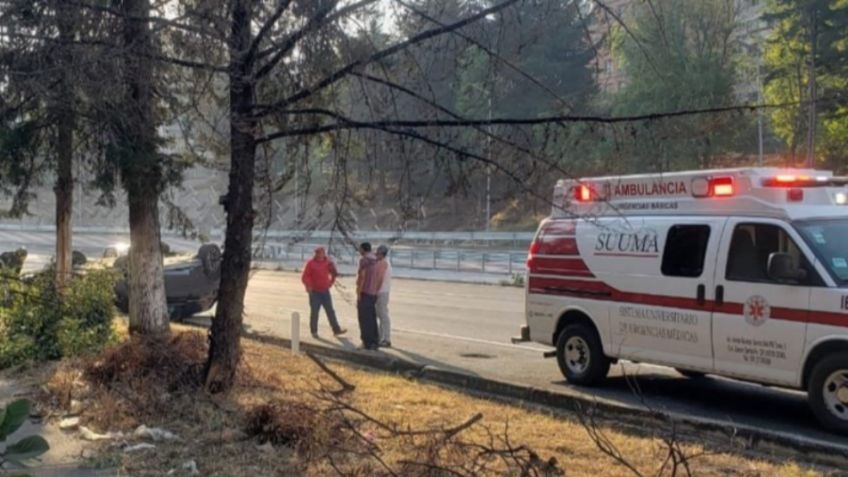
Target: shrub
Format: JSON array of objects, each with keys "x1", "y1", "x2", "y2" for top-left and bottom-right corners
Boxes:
[
  {"x1": 0, "y1": 268, "x2": 118, "y2": 368},
  {"x1": 0, "y1": 334, "x2": 36, "y2": 369}
]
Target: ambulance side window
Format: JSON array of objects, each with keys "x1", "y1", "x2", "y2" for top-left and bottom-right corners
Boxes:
[
  {"x1": 661, "y1": 225, "x2": 711, "y2": 277},
  {"x1": 725, "y1": 223, "x2": 823, "y2": 286}
]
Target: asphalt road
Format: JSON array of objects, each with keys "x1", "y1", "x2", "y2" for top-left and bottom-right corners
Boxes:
[{"x1": 186, "y1": 270, "x2": 848, "y2": 452}]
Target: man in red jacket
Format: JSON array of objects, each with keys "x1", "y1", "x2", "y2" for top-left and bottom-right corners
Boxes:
[{"x1": 301, "y1": 247, "x2": 346, "y2": 337}]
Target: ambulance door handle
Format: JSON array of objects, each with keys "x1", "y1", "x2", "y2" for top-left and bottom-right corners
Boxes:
[
  {"x1": 696, "y1": 284, "x2": 705, "y2": 305},
  {"x1": 715, "y1": 285, "x2": 724, "y2": 306}
]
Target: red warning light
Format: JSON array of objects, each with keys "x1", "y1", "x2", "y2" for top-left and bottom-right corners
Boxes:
[
  {"x1": 710, "y1": 177, "x2": 734, "y2": 197},
  {"x1": 762, "y1": 175, "x2": 822, "y2": 187},
  {"x1": 787, "y1": 188, "x2": 804, "y2": 202},
  {"x1": 574, "y1": 184, "x2": 593, "y2": 202}
]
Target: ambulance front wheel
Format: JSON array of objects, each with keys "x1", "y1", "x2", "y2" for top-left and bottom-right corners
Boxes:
[
  {"x1": 807, "y1": 352, "x2": 848, "y2": 434},
  {"x1": 556, "y1": 323, "x2": 610, "y2": 386}
]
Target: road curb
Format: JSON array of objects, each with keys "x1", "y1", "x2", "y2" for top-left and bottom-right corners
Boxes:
[{"x1": 238, "y1": 329, "x2": 848, "y2": 465}]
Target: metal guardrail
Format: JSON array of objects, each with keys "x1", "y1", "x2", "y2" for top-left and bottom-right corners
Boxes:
[
  {"x1": 0, "y1": 224, "x2": 530, "y2": 275},
  {"x1": 246, "y1": 229, "x2": 534, "y2": 243},
  {"x1": 255, "y1": 242, "x2": 528, "y2": 276}
]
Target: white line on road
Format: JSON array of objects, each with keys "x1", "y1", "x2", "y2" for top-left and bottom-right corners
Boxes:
[{"x1": 393, "y1": 327, "x2": 545, "y2": 352}]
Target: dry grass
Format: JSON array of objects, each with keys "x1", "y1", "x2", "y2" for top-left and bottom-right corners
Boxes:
[{"x1": 35, "y1": 325, "x2": 841, "y2": 477}]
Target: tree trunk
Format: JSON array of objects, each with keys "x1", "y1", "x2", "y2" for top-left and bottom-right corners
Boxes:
[
  {"x1": 121, "y1": 0, "x2": 169, "y2": 336},
  {"x1": 806, "y1": 7, "x2": 817, "y2": 168},
  {"x1": 127, "y1": 184, "x2": 169, "y2": 335},
  {"x1": 55, "y1": 118, "x2": 73, "y2": 292},
  {"x1": 54, "y1": 3, "x2": 74, "y2": 293},
  {"x1": 205, "y1": 0, "x2": 256, "y2": 393}
]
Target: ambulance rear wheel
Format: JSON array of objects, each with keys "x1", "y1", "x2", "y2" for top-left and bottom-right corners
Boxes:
[
  {"x1": 808, "y1": 352, "x2": 848, "y2": 434},
  {"x1": 556, "y1": 323, "x2": 609, "y2": 386}
]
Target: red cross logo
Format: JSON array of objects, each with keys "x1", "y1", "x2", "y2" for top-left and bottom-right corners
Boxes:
[{"x1": 744, "y1": 295, "x2": 770, "y2": 327}]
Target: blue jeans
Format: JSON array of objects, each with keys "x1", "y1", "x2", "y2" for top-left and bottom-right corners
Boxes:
[
  {"x1": 357, "y1": 293, "x2": 379, "y2": 348},
  {"x1": 309, "y1": 290, "x2": 341, "y2": 334}
]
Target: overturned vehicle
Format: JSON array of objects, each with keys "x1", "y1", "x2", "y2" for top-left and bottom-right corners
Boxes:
[{"x1": 107, "y1": 243, "x2": 222, "y2": 320}]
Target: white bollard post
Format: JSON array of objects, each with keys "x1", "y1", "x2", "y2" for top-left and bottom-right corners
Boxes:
[{"x1": 291, "y1": 311, "x2": 300, "y2": 354}]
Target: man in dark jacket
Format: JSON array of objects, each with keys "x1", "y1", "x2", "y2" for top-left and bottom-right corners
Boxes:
[
  {"x1": 356, "y1": 242, "x2": 382, "y2": 350},
  {"x1": 301, "y1": 247, "x2": 346, "y2": 337}
]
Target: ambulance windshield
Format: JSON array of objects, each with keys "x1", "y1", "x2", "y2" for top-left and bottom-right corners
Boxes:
[{"x1": 796, "y1": 218, "x2": 848, "y2": 283}]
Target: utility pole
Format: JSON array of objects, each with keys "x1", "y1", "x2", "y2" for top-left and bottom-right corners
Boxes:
[
  {"x1": 294, "y1": 161, "x2": 299, "y2": 226},
  {"x1": 757, "y1": 59, "x2": 764, "y2": 166},
  {"x1": 485, "y1": 93, "x2": 492, "y2": 232}
]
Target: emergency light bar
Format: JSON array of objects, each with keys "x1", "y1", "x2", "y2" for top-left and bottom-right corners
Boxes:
[
  {"x1": 563, "y1": 169, "x2": 848, "y2": 209},
  {"x1": 691, "y1": 176, "x2": 734, "y2": 198},
  {"x1": 554, "y1": 168, "x2": 848, "y2": 219},
  {"x1": 762, "y1": 175, "x2": 848, "y2": 187}
]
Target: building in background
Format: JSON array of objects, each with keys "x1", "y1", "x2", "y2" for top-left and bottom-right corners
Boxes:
[{"x1": 585, "y1": 0, "x2": 633, "y2": 93}]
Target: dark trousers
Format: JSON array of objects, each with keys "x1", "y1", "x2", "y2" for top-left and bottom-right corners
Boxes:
[
  {"x1": 309, "y1": 290, "x2": 341, "y2": 334},
  {"x1": 357, "y1": 293, "x2": 379, "y2": 347}
]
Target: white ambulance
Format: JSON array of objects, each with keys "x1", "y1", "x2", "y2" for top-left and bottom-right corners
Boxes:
[{"x1": 519, "y1": 168, "x2": 848, "y2": 433}]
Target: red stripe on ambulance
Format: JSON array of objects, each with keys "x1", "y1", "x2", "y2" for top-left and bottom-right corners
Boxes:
[{"x1": 529, "y1": 275, "x2": 847, "y2": 328}]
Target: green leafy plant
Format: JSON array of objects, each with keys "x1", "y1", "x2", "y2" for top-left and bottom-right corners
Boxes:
[
  {"x1": 0, "y1": 269, "x2": 117, "y2": 368},
  {"x1": 0, "y1": 399, "x2": 49, "y2": 468}
]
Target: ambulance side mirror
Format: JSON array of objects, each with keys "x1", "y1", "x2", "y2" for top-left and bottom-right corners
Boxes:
[{"x1": 767, "y1": 253, "x2": 806, "y2": 283}]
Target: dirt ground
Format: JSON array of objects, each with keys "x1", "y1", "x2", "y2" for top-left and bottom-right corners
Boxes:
[{"x1": 3, "y1": 326, "x2": 845, "y2": 477}]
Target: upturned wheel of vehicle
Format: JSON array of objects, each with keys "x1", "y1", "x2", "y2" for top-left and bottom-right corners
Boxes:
[
  {"x1": 198, "y1": 244, "x2": 222, "y2": 278},
  {"x1": 676, "y1": 369, "x2": 707, "y2": 379},
  {"x1": 808, "y1": 352, "x2": 848, "y2": 434},
  {"x1": 72, "y1": 250, "x2": 87, "y2": 267},
  {"x1": 556, "y1": 323, "x2": 610, "y2": 386}
]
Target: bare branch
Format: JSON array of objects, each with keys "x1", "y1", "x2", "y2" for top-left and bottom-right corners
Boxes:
[
  {"x1": 255, "y1": 99, "x2": 802, "y2": 143},
  {"x1": 591, "y1": 0, "x2": 663, "y2": 78},
  {"x1": 245, "y1": 0, "x2": 294, "y2": 63},
  {"x1": 393, "y1": 0, "x2": 577, "y2": 112},
  {"x1": 254, "y1": 0, "x2": 523, "y2": 116},
  {"x1": 305, "y1": 351, "x2": 356, "y2": 394},
  {"x1": 254, "y1": 0, "x2": 378, "y2": 80}
]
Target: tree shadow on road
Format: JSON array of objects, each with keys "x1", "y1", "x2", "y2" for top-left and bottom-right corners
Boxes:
[
  {"x1": 548, "y1": 366, "x2": 848, "y2": 446},
  {"x1": 389, "y1": 347, "x2": 481, "y2": 377}
]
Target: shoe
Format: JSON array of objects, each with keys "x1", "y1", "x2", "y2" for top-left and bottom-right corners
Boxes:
[
  {"x1": 367, "y1": 345, "x2": 380, "y2": 351},
  {"x1": 333, "y1": 328, "x2": 348, "y2": 336},
  {"x1": 379, "y1": 341, "x2": 391, "y2": 348},
  {"x1": 311, "y1": 332, "x2": 319, "y2": 338}
]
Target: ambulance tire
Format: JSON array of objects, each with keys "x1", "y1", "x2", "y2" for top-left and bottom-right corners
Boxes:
[
  {"x1": 807, "y1": 352, "x2": 848, "y2": 434},
  {"x1": 556, "y1": 323, "x2": 610, "y2": 386}
]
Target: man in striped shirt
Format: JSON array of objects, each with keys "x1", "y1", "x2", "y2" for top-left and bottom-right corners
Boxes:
[{"x1": 356, "y1": 242, "x2": 382, "y2": 350}]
